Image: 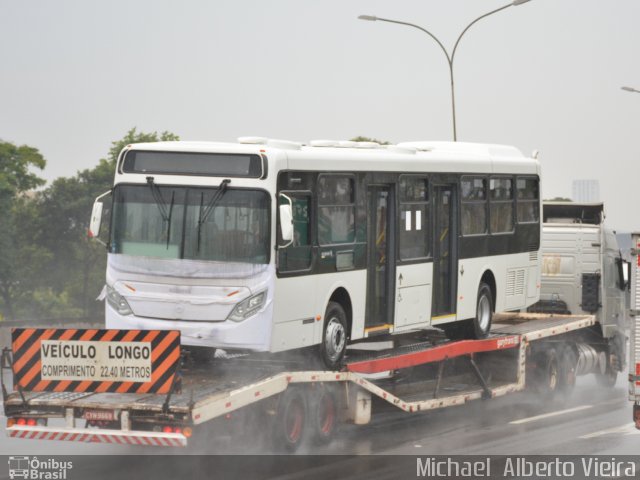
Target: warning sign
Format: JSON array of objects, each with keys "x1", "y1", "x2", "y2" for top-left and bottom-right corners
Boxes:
[
  {"x1": 12, "y1": 329, "x2": 180, "y2": 394},
  {"x1": 40, "y1": 340, "x2": 152, "y2": 382}
]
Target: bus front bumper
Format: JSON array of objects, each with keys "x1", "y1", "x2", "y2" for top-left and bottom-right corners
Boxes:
[{"x1": 105, "y1": 303, "x2": 273, "y2": 352}]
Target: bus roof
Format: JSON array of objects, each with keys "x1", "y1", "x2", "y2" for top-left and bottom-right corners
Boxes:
[
  {"x1": 120, "y1": 138, "x2": 538, "y2": 176},
  {"x1": 126, "y1": 139, "x2": 526, "y2": 158}
]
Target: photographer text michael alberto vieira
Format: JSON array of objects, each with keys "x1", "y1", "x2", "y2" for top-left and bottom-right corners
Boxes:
[{"x1": 416, "y1": 457, "x2": 637, "y2": 478}]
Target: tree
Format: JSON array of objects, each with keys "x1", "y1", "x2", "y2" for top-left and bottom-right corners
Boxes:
[
  {"x1": 350, "y1": 136, "x2": 391, "y2": 145},
  {"x1": 0, "y1": 141, "x2": 47, "y2": 320},
  {"x1": 106, "y1": 127, "x2": 179, "y2": 166},
  {"x1": 34, "y1": 128, "x2": 180, "y2": 320},
  {"x1": 545, "y1": 197, "x2": 573, "y2": 202}
]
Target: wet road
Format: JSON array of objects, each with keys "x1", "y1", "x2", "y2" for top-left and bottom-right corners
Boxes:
[
  {"x1": 0, "y1": 374, "x2": 635, "y2": 456},
  {"x1": 0, "y1": 373, "x2": 637, "y2": 480}
]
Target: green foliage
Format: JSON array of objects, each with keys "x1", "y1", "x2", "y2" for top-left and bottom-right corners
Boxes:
[
  {"x1": 0, "y1": 142, "x2": 46, "y2": 198},
  {"x1": 0, "y1": 129, "x2": 179, "y2": 322},
  {"x1": 350, "y1": 136, "x2": 392, "y2": 145},
  {"x1": 544, "y1": 197, "x2": 573, "y2": 202},
  {"x1": 0, "y1": 141, "x2": 47, "y2": 320},
  {"x1": 106, "y1": 128, "x2": 179, "y2": 166}
]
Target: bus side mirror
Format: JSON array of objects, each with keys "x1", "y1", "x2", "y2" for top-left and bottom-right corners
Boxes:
[
  {"x1": 278, "y1": 194, "x2": 294, "y2": 248},
  {"x1": 89, "y1": 202, "x2": 103, "y2": 238},
  {"x1": 88, "y1": 190, "x2": 112, "y2": 247}
]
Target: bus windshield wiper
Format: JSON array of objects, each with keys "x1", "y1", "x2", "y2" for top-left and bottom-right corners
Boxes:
[
  {"x1": 197, "y1": 179, "x2": 231, "y2": 252},
  {"x1": 146, "y1": 176, "x2": 175, "y2": 249},
  {"x1": 165, "y1": 191, "x2": 175, "y2": 249}
]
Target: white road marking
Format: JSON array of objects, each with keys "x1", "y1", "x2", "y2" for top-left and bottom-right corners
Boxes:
[
  {"x1": 509, "y1": 405, "x2": 593, "y2": 425},
  {"x1": 579, "y1": 423, "x2": 640, "y2": 439}
]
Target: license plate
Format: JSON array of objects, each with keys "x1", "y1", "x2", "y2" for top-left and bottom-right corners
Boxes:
[{"x1": 83, "y1": 409, "x2": 116, "y2": 422}]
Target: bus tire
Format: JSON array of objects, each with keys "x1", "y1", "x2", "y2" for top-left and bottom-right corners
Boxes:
[
  {"x1": 471, "y1": 282, "x2": 493, "y2": 339},
  {"x1": 273, "y1": 388, "x2": 307, "y2": 452},
  {"x1": 307, "y1": 385, "x2": 338, "y2": 444},
  {"x1": 320, "y1": 302, "x2": 348, "y2": 370}
]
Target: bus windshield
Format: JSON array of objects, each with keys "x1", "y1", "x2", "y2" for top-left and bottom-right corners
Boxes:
[{"x1": 110, "y1": 185, "x2": 270, "y2": 264}]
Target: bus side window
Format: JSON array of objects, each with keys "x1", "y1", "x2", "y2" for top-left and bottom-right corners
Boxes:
[
  {"x1": 461, "y1": 176, "x2": 487, "y2": 235},
  {"x1": 317, "y1": 175, "x2": 356, "y2": 245},
  {"x1": 516, "y1": 177, "x2": 539, "y2": 223},
  {"x1": 489, "y1": 177, "x2": 514, "y2": 234},
  {"x1": 278, "y1": 194, "x2": 313, "y2": 272}
]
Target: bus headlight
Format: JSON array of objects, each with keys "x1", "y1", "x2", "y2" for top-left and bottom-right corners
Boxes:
[
  {"x1": 227, "y1": 291, "x2": 266, "y2": 322},
  {"x1": 106, "y1": 285, "x2": 133, "y2": 316}
]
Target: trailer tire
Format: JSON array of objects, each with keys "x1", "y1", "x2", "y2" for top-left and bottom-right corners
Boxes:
[
  {"x1": 471, "y1": 282, "x2": 493, "y2": 339},
  {"x1": 320, "y1": 302, "x2": 348, "y2": 370},
  {"x1": 274, "y1": 388, "x2": 307, "y2": 452},
  {"x1": 307, "y1": 386, "x2": 338, "y2": 444}
]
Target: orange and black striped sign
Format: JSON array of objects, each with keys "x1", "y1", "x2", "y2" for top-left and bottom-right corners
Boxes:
[{"x1": 12, "y1": 328, "x2": 180, "y2": 394}]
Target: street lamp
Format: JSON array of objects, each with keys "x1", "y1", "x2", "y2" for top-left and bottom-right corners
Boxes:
[
  {"x1": 622, "y1": 86, "x2": 640, "y2": 94},
  {"x1": 359, "y1": 0, "x2": 532, "y2": 141}
]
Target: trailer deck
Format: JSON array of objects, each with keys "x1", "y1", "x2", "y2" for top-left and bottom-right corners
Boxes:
[{"x1": 3, "y1": 313, "x2": 597, "y2": 448}]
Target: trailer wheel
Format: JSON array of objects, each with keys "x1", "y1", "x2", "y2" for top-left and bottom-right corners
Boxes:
[
  {"x1": 471, "y1": 282, "x2": 493, "y2": 339},
  {"x1": 558, "y1": 346, "x2": 577, "y2": 394},
  {"x1": 274, "y1": 388, "x2": 307, "y2": 452},
  {"x1": 320, "y1": 302, "x2": 348, "y2": 370},
  {"x1": 307, "y1": 386, "x2": 338, "y2": 444}
]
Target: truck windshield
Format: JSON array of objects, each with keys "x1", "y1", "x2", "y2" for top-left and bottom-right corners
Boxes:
[{"x1": 110, "y1": 185, "x2": 270, "y2": 264}]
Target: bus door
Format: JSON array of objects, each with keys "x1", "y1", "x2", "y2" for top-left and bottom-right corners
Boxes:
[
  {"x1": 432, "y1": 184, "x2": 458, "y2": 319},
  {"x1": 365, "y1": 185, "x2": 396, "y2": 329}
]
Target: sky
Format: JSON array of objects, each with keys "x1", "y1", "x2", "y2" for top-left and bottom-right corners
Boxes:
[{"x1": 1, "y1": 0, "x2": 639, "y2": 231}]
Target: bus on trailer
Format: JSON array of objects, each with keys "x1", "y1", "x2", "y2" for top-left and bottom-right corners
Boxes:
[{"x1": 89, "y1": 138, "x2": 542, "y2": 369}]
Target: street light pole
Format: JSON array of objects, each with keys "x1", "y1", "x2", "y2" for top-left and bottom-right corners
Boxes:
[
  {"x1": 622, "y1": 86, "x2": 640, "y2": 94},
  {"x1": 359, "y1": 0, "x2": 531, "y2": 141}
]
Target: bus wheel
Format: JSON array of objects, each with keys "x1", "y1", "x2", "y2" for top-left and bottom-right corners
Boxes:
[
  {"x1": 471, "y1": 283, "x2": 493, "y2": 339},
  {"x1": 320, "y1": 302, "x2": 348, "y2": 370},
  {"x1": 558, "y1": 345, "x2": 577, "y2": 395},
  {"x1": 307, "y1": 386, "x2": 338, "y2": 444},
  {"x1": 274, "y1": 388, "x2": 307, "y2": 452}
]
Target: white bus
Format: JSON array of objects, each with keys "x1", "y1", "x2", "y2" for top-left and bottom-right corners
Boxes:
[{"x1": 89, "y1": 138, "x2": 542, "y2": 369}]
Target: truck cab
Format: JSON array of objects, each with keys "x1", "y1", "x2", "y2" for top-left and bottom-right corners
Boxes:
[{"x1": 529, "y1": 202, "x2": 629, "y2": 384}]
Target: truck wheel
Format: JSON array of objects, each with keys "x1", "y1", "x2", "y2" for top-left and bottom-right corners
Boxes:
[
  {"x1": 307, "y1": 386, "x2": 338, "y2": 444},
  {"x1": 471, "y1": 283, "x2": 493, "y2": 339},
  {"x1": 596, "y1": 348, "x2": 619, "y2": 388},
  {"x1": 274, "y1": 388, "x2": 307, "y2": 452},
  {"x1": 535, "y1": 349, "x2": 559, "y2": 397},
  {"x1": 320, "y1": 302, "x2": 348, "y2": 370},
  {"x1": 558, "y1": 346, "x2": 577, "y2": 394},
  {"x1": 596, "y1": 368, "x2": 617, "y2": 388}
]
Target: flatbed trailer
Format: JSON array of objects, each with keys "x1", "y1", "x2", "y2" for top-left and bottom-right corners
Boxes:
[{"x1": 3, "y1": 313, "x2": 611, "y2": 451}]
